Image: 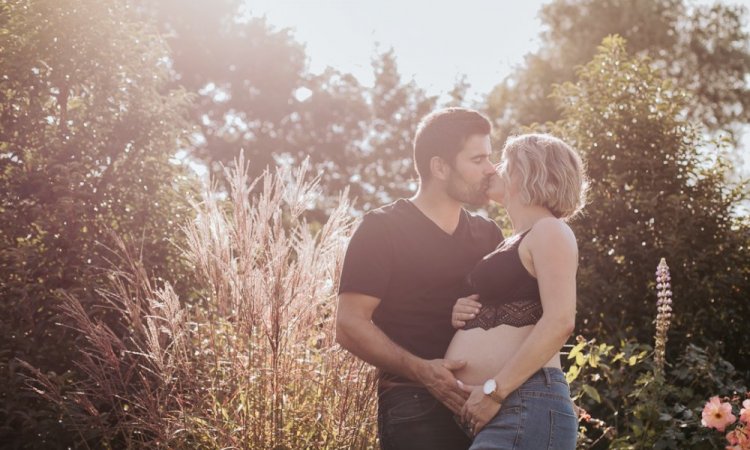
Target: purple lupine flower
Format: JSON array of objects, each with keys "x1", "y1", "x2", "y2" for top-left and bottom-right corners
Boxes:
[{"x1": 654, "y1": 258, "x2": 672, "y2": 375}]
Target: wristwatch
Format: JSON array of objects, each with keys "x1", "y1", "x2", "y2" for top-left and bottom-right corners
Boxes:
[{"x1": 482, "y1": 378, "x2": 504, "y2": 403}]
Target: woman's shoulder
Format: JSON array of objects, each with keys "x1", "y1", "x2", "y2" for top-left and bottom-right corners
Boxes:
[{"x1": 527, "y1": 217, "x2": 577, "y2": 250}]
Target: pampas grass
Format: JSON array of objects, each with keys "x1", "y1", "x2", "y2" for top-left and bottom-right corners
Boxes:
[{"x1": 21, "y1": 155, "x2": 377, "y2": 449}]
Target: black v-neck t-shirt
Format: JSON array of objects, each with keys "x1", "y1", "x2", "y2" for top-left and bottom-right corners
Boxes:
[{"x1": 339, "y1": 199, "x2": 503, "y2": 378}]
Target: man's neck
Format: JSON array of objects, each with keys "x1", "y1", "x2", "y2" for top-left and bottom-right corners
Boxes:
[{"x1": 410, "y1": 184, "x2": 463, "y2": 235}]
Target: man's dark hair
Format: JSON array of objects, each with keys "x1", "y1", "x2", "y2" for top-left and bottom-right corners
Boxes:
[{"x1": 413, "y1": 107, "x2": 492, "y2": 182}]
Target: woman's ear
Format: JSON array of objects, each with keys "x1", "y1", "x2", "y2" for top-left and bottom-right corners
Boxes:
[{"x1": 429, "y1": 156, "x2": 451, "y2": 181}]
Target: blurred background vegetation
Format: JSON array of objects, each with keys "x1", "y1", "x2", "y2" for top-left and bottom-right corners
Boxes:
[{"x1": 1, "y1": 0, "x2": 748, "y2": 448}]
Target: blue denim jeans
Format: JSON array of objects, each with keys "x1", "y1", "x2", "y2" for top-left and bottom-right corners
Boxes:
[
  {"x1": 469, "y1": 368, "x2": 578, "y2": 450},
  {"x1": 377, "y1": 385, "x2": 472, "y2": 450}
]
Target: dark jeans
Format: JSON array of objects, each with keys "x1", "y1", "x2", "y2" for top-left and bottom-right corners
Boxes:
[{"x1": 377, "y1": 385, "x2": 472, "y2": 450}]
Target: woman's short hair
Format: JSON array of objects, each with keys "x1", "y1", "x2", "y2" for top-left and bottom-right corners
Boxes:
[
  {"x1": 501, "y1": 133, "x2": 589, "y2": 220},
  {"x1": 413, "y1": 108, "x2": 491, "y2": 181}
]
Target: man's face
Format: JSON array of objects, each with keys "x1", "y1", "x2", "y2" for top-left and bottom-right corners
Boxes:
[{"x1": 444, "y1": 134, "x2": 495, "y2": 207}]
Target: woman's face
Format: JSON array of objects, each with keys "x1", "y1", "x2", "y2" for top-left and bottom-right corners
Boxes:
[{"x1": 487, "y1": 160, "x2": 508, "y2": 204}]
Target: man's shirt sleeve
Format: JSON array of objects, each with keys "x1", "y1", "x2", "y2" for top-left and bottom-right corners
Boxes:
[{"x1": 338, "y1": 213, "x2": 392, "y2": 300}]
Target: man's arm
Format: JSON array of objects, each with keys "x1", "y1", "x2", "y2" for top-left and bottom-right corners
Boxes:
[{"x1": 336, "y1": 292, "x2": 468, "y2": 413}]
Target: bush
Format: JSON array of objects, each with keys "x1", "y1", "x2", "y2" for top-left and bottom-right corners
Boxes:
[
  {"x1": 570, "y1": 339, "x2": 747, "y2": 449},
  {"x1": 551, "y1": 35, "x2": 750, "y2": 373},
  {"x1": 567, "y1": 258, "x2": 747, "y2": 449},
  {"x1": 0, "y1": 0, "x2": 195, "y2": 446}
]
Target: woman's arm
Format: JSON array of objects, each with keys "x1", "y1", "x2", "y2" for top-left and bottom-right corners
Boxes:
[
  {"x1": 490, "y1": 217, "x2": 578, "y2": 398},
  {"x1": 460, "y1": 218, "x2": 578, "y2": 432}
]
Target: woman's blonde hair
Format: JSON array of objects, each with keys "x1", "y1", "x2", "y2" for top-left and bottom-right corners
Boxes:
[{"x1": 500, "y1": 133, "x2": 589, "y2": 220}]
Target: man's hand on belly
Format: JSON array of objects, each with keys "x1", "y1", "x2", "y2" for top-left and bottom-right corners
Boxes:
[{"x1": 414, "y1": 358, "x2": 469, "y2": 414}]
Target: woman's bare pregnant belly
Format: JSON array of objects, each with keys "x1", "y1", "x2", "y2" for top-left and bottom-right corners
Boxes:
[{"x1": 444, "y1": 324, "x2": 562, "y2": 385}]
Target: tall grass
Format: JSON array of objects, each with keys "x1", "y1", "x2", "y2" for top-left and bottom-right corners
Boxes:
[{"x1": 20, "y1": 155, "x2": 377, "y2": 449}]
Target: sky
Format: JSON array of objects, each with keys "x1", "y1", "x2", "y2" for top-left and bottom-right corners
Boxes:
[
  {"x1": 244, "y1": 0, "x2": 548, "y2": 102},
  {"x1": 241, "y1": 0, "x2": 750, "y2": 181},
  {"x1": 244, "y1": 0, "x2": 750, "y2": 103}
]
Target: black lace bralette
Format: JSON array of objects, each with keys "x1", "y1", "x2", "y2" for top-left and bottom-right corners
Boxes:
[{"x1": 462, "y1": 230, "x2": 542, "y2": 330}]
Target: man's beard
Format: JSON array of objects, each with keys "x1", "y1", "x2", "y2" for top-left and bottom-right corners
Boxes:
[{"x1": 446, "y1": 173, "x2": 491, "y2": 207}]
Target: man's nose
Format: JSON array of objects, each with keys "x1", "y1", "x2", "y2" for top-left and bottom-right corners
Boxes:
[{"x1": 483, "y1": 161, "x2": 496, "y2": 175}]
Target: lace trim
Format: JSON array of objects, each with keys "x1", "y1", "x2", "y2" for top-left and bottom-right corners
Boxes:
[{"x1": 462, "y1": 299, "x2": 542, "y2": 330}]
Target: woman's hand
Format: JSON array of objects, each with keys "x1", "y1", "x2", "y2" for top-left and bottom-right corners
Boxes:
[
  {"x1": 451, "y1": 294, "x2": 482, "y2": 329},
  {"x1": 458, "y1": 382, "x2": 502, "y2": 435}
]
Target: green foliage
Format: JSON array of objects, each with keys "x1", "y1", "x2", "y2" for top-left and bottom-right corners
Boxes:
[
  {"x1": 566, "y1": 337, "x2": 652, "y2": 448},
  {"x1": 486, "y1": 0, "x2": 750, "y2": 144},
  {"x1": 568, "y1": 337, "x2": 747, "y2": 449},
  {"x1": 550, "y1": 35, "x2": 750, "y2": 372},
  {"x1": 0, "y1": 0, "x2": 197, "y2": 446},
  {"x1": 2, "y1": 0, "x2": 748, "y2": 446}
]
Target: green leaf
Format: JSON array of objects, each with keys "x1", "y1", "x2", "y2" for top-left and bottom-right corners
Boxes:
[
  {"x1": 566, "y1": 365, "x2": 580, "y2": 383},
  {"x1": 581, "y1": 384, "x2": 601, "y2": 403},
  {"x1": 568, "y1": 341, "x2": 587, "y2": 360}
]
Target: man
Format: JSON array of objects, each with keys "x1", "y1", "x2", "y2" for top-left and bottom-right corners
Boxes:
[{"x1": 336, "y1": 107, "x2": 504, "y2": 449}]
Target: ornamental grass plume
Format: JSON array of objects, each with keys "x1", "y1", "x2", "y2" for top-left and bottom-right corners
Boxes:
[
  {"x1": 653, "y1": 257, "x2": 672, "y2": 376},
  {"x1": 20, "y1": 155, "x2": 378, "y2": 448}
]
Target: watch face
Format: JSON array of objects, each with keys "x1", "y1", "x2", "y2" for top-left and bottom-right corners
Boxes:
[{"x1": 483, "y1": 379, "x2": 496, "y2": 395}]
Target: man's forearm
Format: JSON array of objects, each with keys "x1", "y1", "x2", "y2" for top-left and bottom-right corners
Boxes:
[
  {"x1": 337, "y1": 313, "x2": 469, "y2": 414},
  {"x1": 337, "y1": 318, "x2": 425, "y2": 382}
]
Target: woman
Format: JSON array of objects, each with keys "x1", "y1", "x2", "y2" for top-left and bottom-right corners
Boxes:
[{"x1": 444, "y1": 133, "x2": 588, "y2": 449}]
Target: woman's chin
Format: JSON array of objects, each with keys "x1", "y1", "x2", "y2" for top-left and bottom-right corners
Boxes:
[{"x1": 487, "y1": 191, "x2": 504, "y2": 204}]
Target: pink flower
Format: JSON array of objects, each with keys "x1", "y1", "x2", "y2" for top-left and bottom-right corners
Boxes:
[
  {"x1": 725, "y1": 426, "x2": 749, "y2": 450},
  {"x1": 740, "y1": 400, "x2": 750, "y2": 425},
  {"x1": 702, "y1": 396, "x2": 737, "y2": 432}
]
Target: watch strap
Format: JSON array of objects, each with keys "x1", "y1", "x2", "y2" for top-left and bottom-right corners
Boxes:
[{"x1": 487, "y1": 388, "x2": 504, "y2": 403}]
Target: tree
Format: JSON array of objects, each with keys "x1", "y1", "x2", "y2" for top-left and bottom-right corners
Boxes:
[
  {"x1": 258, "y1": 48, "x2": 438, "y2": 214},
  {"x1": 261, "y1": 49, "x2": 438, "y2": 213},
  {"x1": 138, "y1": 2, "x2": 437, "y2": 210},
  {"x1": 122, "y1": 0, "x2": 307, "y2": 182},
  {"x1": 138, "y1": 0, "x2": 309, "y2": 179},
  {"x1": 278, "y1": 67, "x2": 370, "y2": 216},
  {"x1": 487, "y1": 0, "x2": 750, "y2": 145},
  {"x1": 0, "y1": 0, "x2": 195, "y2": 446},
  {"x1": 356, "y1": 49, "x2": 437, "y2": 209},
  {"x1": 550, "y1": 36, "x2": 750, "y2": 373}
]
